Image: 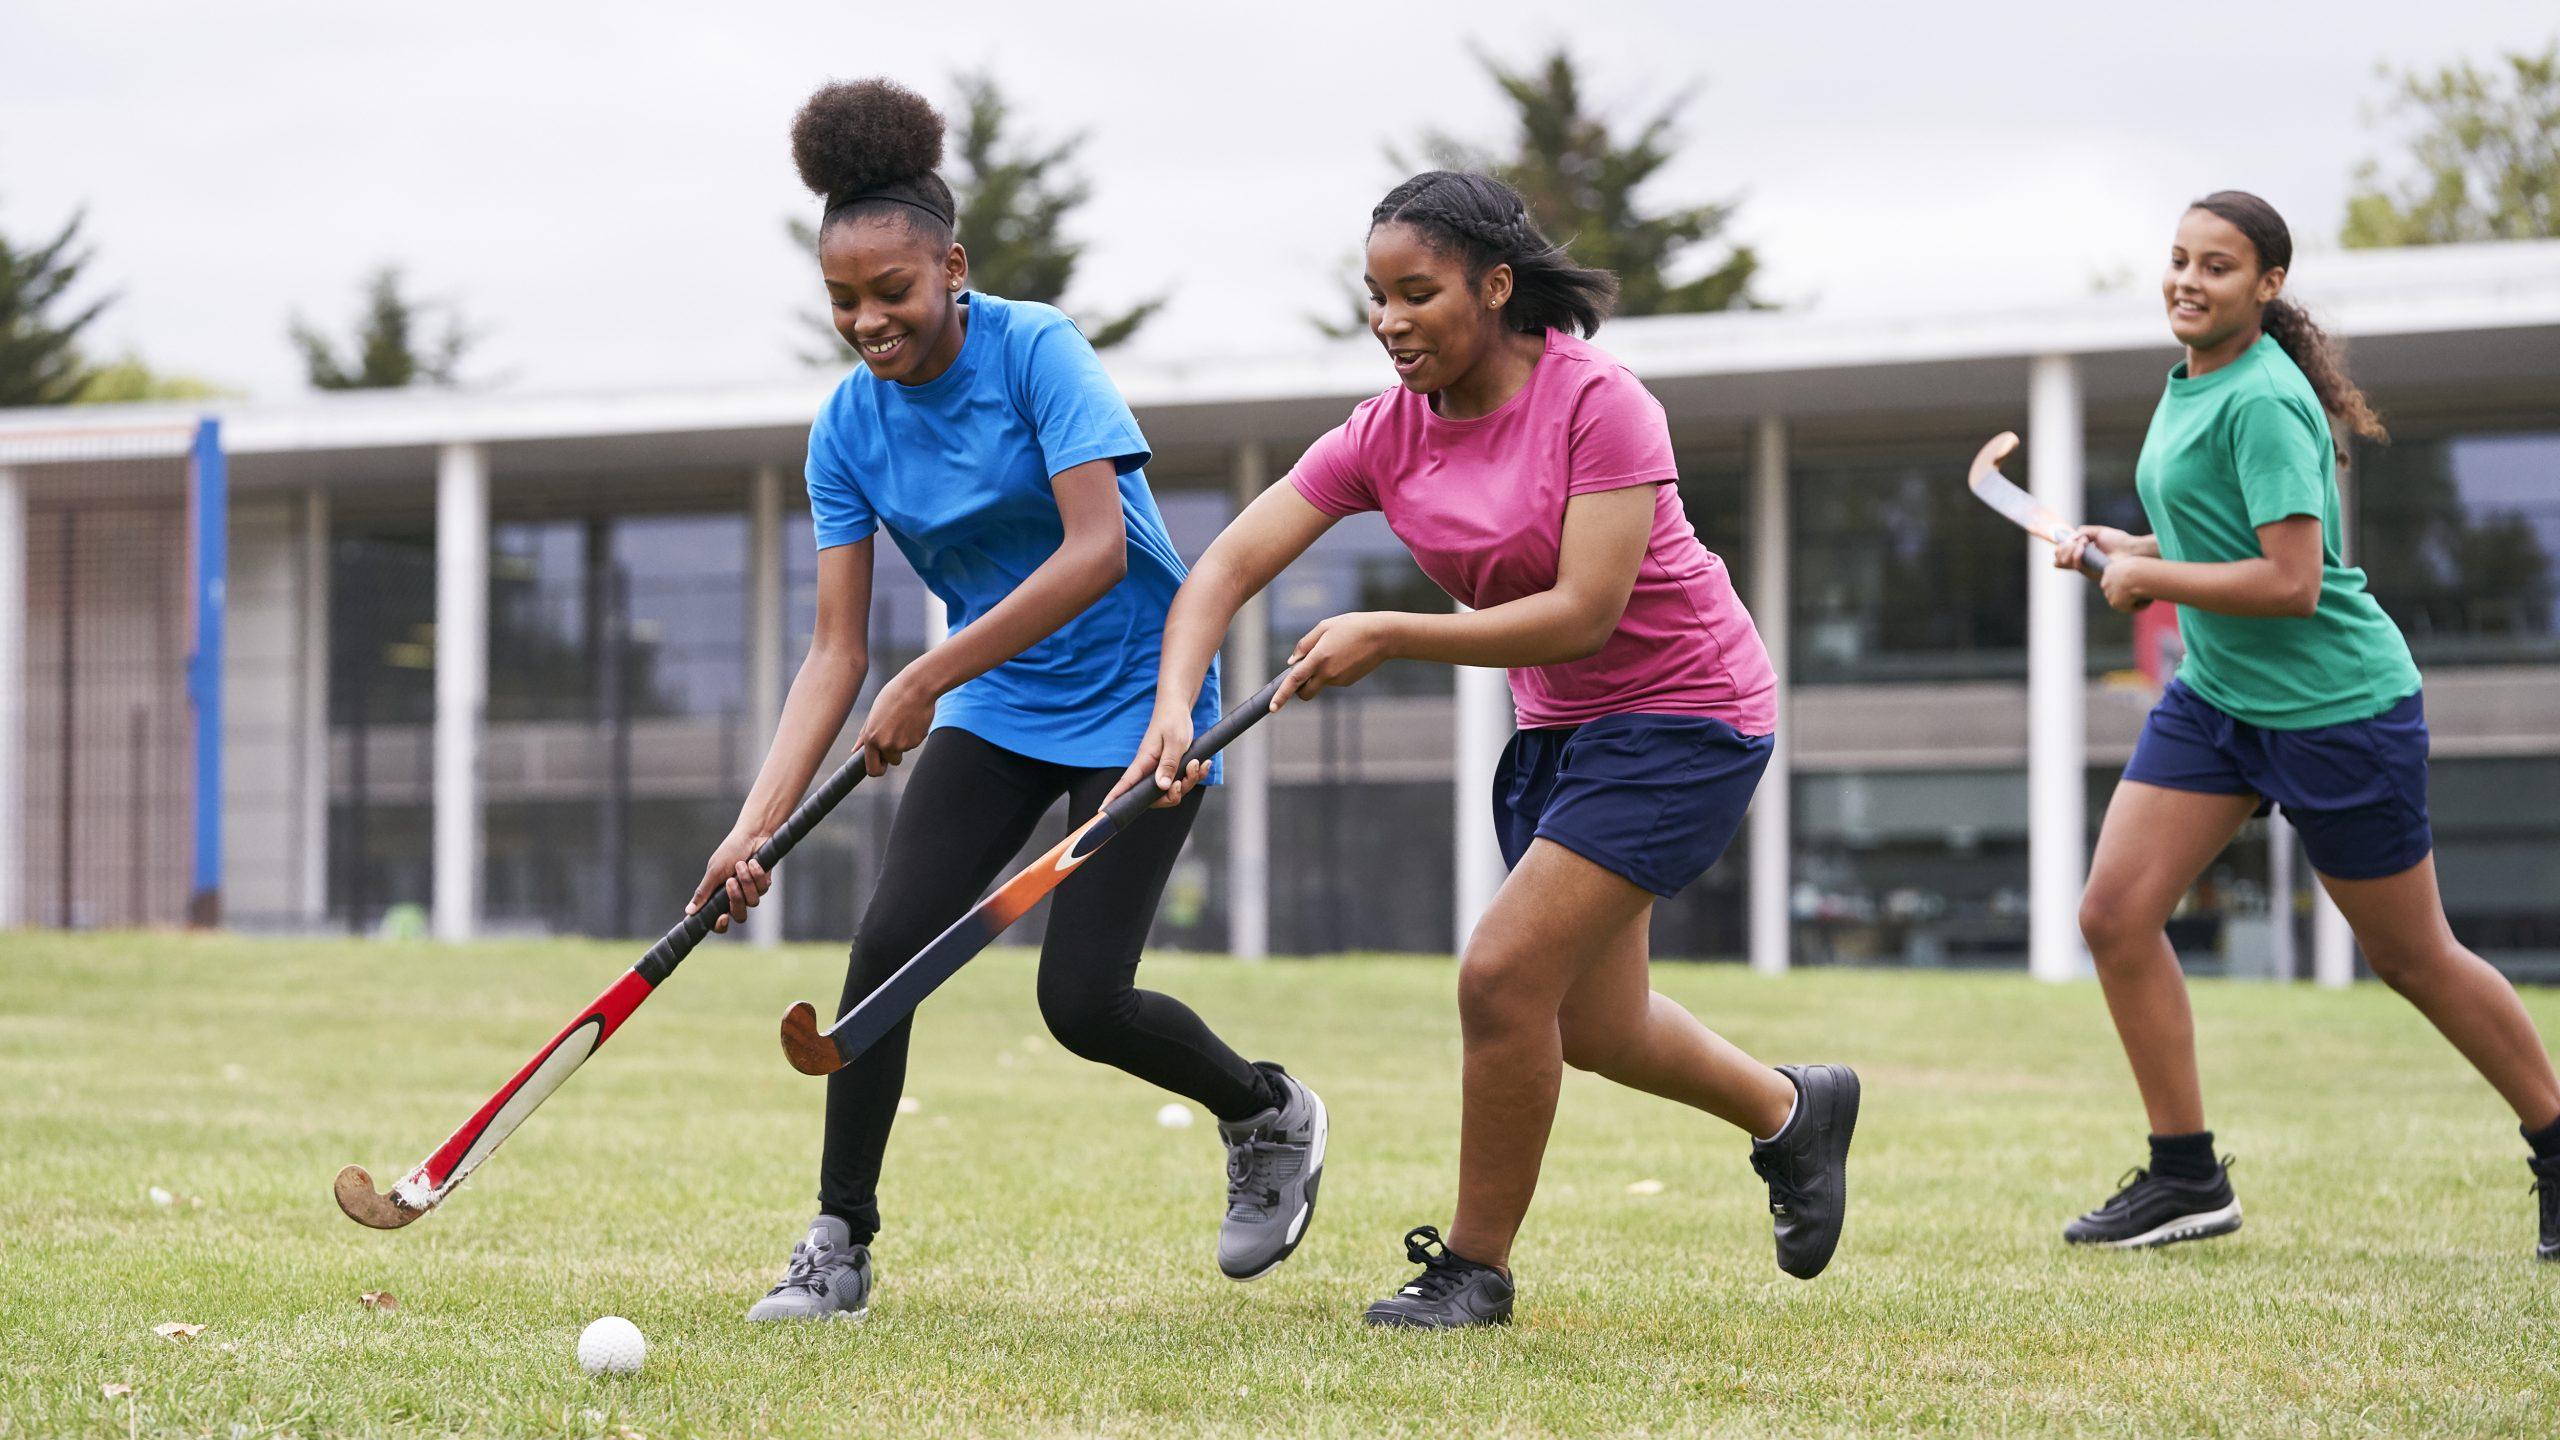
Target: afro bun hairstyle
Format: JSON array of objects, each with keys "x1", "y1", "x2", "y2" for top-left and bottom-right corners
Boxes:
[{"x1": 792, "y1": 79, "x2": 948, "y2": 210}]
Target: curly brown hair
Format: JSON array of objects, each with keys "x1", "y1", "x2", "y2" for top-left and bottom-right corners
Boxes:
[
  {"x1": 2189, "y1": 190, "x2": 2387, "y2": 464},
  {"x1": 791, "y1": 79, "x2": 955, "y2": 240}
]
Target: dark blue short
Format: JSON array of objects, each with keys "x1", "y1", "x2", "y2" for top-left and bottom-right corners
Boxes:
[
  {"x1": 2123, "y1": 679, "x2": 2432, "y2": 881},
  {"x1": 1493, "y1": 713, "x2": 1773, "y2": 898}
]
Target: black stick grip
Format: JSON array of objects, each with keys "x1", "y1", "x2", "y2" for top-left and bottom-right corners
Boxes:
[
  {"x1": 635, "y1": 749, "x2": 870, "y2": 983},
  {"x1": 1099, "y1": 672, "x2": 1294, "y2": 830}
]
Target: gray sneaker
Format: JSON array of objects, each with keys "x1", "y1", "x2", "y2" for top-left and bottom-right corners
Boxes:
[
  {"x1": 1216, "y1": 1063, "x2": 1328, "y2": 1280},
  {"x1": 744, "y1": 1215, "x2": 873, "y2": 1322}
]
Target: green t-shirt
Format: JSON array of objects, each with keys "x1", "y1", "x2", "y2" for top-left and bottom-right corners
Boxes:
[{"x1": 2133, "y1": 334, "x2": 2420, "y2": 729}]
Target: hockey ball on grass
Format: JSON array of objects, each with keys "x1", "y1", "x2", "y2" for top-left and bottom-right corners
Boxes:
[{"x1": 576, "y1": 1316, "x2": 646, "y2": 1376}]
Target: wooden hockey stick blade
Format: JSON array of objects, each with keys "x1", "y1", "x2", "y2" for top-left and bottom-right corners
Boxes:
[
  {"x1": 1966, "y1": 430, "x2": 2111, "y2": 579},
  {"x1": 333, "y1": 1164, "x2": 427, "y2": 1229},
  {"x1": 780, "y1": 1002, "x2": 838, "y2": 1076}
]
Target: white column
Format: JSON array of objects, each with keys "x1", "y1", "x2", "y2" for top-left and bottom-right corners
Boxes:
[
  {"x1": 0, "y1": 467, "x2": 23, "y2": 930},
  {"x1": 1226, "y1": 441, "x2": 1270, "y2": 963},
  {"x1": 1748, "y1": 417, "x2": 1792, "y2": 975},
  {"x1": 2313, "y1": 450, "x2": 2360, "y2": 989},
  {"x1": 432, "y1": 443, "x2": 488, "y2": 943},
  {"x1": 2267, "y1": 812, "x2": 2297, "y2": 982},
  {"x1": 2313, "y1": 884, "x2": 2355, "y2": 987},
  {"x1": 2027, "y1": 356, "x2": 2088, "y2": 983},
  {"x1": 299, "y1": 486, "x2": 331, "y2": 925},
  {"x1": 748, "y1": 464, "x2": 787, "y2": 950},
  {"x1": 1453, "y1": 651, "x2": 1510, "y2": 953}
]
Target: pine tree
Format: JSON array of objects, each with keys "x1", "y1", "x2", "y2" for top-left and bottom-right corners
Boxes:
[
  {"x1": 290, "y1": 267, "x2": 474, "y2": 390},
  {"x1": 1318, "y1": 48, "x2": 1766, "y2": 334},
  {"x1": 0, "y1": 204, "x2": 111, "y2": 406}
]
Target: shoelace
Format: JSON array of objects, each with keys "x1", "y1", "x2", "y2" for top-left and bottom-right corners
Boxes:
[
  {"x1": 1225, "y1": 1130, "x2": 1291, "y2": 1213},
  {"x1": 1395, "y1": 1225, "x2": 1473, "y2": 1302},
  {"x1": 2100, "y1": 1166, "x2": 2152, "y2": 1211},
  {"x1": 1749, "y1": 1148, "x2": 1806, "y2": 1217},
  {"x1": 773, "y1": 1239, "x2": 843, "y2": 1297},
  {"x1": 2100, "y1": 1155, "x2": 2238, "y2": 1214},
  {"x1": 2529, "y1": 1162, "x2": 2560, "y2": 1223}
]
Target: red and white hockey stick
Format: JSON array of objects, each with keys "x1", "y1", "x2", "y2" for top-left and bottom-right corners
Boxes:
[
  {"x1": 779, "y1": 672, "x2": 1293, "y2": 1076},
  {"x1": 333, "y1": 749, "x2": 871, "y2": 1229}
]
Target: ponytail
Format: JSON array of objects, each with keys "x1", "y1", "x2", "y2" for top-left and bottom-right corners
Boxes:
[
  {"x1": 2189, "y1": 190, "x2": 2386, "y2": 465},
  {"x1": 2260, "y1": 297, "x2": 2386, "y2": 464},
  {"x1": 1371, "y1": 170, "x2": 1619, "y2": 337}
]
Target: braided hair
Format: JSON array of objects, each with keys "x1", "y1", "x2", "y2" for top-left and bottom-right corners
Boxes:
[
  {"x1": 1371, "y1": 171, "x2": 1618, "y2": 337},
  {"x1": 791, "y1": 79, "x2": 958, "y2": 245},
  {"x1": 2189, "y1": 190, "x2": 2386, "y2": 464}
]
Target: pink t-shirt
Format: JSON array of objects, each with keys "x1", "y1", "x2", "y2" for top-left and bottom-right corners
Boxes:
[{"x1": 1288, "y1": 329, "x2": 1777, "y2": 734}]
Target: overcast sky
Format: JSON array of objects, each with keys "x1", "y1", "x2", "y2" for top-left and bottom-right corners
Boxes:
[{"x1": 4, "y1": 2, "x2": 2550, "y2": 401}]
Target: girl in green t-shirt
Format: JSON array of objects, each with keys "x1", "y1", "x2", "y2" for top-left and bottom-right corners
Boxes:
[{"x1": 2050, "y1": 190, "x2": 2560, "y2": 1260}]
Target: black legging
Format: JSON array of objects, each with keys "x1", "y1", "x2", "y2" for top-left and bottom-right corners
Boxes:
[{"x1": 818, "y1": 726, "x2": 1276, "y2": 1241}]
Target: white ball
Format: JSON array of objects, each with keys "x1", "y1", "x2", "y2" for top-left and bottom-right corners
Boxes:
[
  {"x1": 1155, "y1": 1102, "x2": 1194, "y2": 1130},
  {"x1": 576, "y1": 1316, "x2": 646, "y2": 1376}
]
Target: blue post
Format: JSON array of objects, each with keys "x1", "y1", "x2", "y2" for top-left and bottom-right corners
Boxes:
[{"x1": 188, "y1": 418, "x2": 225, "y2": 926}]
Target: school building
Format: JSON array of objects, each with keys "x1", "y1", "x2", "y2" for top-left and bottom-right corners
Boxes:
[{"x1": 2, "y1": 238, "x2": 2555, "y2": 981}]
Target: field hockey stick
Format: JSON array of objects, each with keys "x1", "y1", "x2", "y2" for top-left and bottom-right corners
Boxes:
[
  {"x1": 1965, "y1": 432, "x2": 2118, "y2": 578},
  {"x1": 334, "y1": 748, "x2": 872, "y2": 1229},
  {"x1": 1967, "y1": 432, "x2": 2152, "y2": 610},
  {"x1": 780, "y1": 671, "x2": 1295, "y2": 1077}
]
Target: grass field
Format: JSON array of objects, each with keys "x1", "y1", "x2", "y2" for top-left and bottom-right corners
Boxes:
[{"x1": 4, "y1": 933, "x2": 2558, "y2": 1438}]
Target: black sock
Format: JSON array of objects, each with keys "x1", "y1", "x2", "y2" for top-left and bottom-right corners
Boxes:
[
  {"x1": 2521, "y1": 1114, "x2": 2560, "y2": 1161},
  {"x1": 1251, "y1": 1061, "x2": 1290, "y2": 1114},
  {"x1": 2148, "y1": 1131, "x2": 2219, "y2": 1181}
]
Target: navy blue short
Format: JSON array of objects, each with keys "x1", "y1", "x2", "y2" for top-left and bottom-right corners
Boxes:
[
  {"x1": 2122, "y1": 679, "x2": 2432, "y2": 881},
  {"x1": 1493, "y1": 713, "x2": 1774, "y2": 898}
]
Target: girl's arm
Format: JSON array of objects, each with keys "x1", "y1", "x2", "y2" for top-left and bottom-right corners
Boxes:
[
  {"x1": 2082, "y1": 517, "x2": 2324, "y2": 617},
  {"x1": 1281, "y1": 483, "x2": 1654, "y2": 693},
  {"x1": 1107, "y1": 481, "x2": 1340, "y2": 804},
  {"x1": 852, "y1": 459, "x2": 1129, "y2": 771},
  {"x1": 687, "y1": 539, "x2": 875, "y2": 931}
]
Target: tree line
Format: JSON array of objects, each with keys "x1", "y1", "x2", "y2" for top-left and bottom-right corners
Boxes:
[{"x1": 4, "y1": 38, "x2": 2555, "y2": 406}]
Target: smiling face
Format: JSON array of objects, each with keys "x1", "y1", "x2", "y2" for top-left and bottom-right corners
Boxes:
[
  {"x1": 821, "y1": 216, "x2": 969, "y2": 384},
  {"x1": 1363, "y1": 221, "x2": 1514, "y2": 396},
  {"x1": 2163, "y1": 207, "x2": 2284, "y2": 353}
]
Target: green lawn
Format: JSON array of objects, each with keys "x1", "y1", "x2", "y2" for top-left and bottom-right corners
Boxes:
[{"x1": 3, "y1": 933, "x2": 2556, "y2": 1438}]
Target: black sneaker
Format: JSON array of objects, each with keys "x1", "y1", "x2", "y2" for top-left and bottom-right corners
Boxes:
[
  {"x1": 2063, "y1": 1160, "x2": 2242, "y2": 1249},
  {"x1": 2531, "y1": 1155, "x2": 2560, "y2": 1262},
  {"x1": 1748, "y1": 1063, "x2": 1860, "y2": 1279},
  {"x1": 1361, "y1": 1226, "x2": 1514, "y2": 1330}
]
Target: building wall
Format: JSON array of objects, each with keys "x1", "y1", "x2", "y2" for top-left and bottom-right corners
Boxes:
[{"x1": 219, "y1": 498, "x2": 315, "y2": 926}]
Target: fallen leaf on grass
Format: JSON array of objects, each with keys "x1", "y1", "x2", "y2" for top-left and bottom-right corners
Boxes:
[
  {"x1": 152, "y1": 1323, "x2": 205, "y2": 1341},
  {"x1": 100, "y1": 1383, "x2": 132, "y2": 1399},
  {"x1": 359, "y1": 1291, "x2": 398, "y2": 1311}
]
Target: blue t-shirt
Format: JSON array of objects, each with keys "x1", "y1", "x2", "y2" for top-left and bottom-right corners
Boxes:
[{"x1": 805, "y1": 292, "x2": 1220, "y2": 771}]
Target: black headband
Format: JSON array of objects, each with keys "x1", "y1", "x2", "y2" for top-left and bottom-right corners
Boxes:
[{"x1": 823, "y1": 179, "x2": 953, "y2": 228}]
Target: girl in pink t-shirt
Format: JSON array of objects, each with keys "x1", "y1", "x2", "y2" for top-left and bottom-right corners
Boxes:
[{"x1": 1110, "y1": 171, "x2": 1860, "y2": 1329}]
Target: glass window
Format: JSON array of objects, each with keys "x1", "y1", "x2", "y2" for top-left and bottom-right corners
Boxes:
[
  {"x1": 1791, "y1": 767, "x2": 2028, "y2": 966},
  {"x1": 1792, "y1": 451, "x2": 2029, "y2": 683},
  {"x1": 2431, "y1": 757, "x2": 2560, "y2": 979},
  {"x1": 2355, "y1": 429, "x2": 2560, "y2": 665}
]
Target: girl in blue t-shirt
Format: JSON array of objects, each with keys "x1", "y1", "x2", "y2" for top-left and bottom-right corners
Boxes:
[{"x1": 687, "y1": 80, "x2": 1326, "y2": 1321}]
